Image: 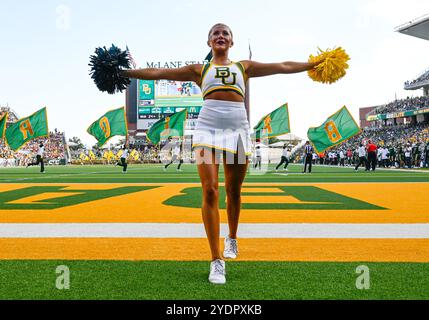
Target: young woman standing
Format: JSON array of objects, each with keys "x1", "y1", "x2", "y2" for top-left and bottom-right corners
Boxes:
[{"x1": 121, "y1": 23, "x2": 323, "y2": 284}]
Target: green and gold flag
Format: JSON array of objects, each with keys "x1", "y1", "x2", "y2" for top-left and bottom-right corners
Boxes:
[
  {"x1": 307, "y1": 106, "x2": 361, "y2": 153},
  {"x1": 253, "y1": 103, "x2": 290, "y2": 140},
  {"x1": 0, "y1": 112, "x2": 7, "y2": 139},
  {"x1": 147, "y1": 109, "x2": 187, "y2": 144},
  {"x1": 87, "y1": 107, "x2": 128, "y2": 147},
  {"x1": 5, "y1": 107, "x2": 49, "y2": 151}
]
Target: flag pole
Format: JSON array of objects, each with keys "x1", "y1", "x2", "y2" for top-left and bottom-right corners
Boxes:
[{"x1": 158, "y1": 141, "x2": 161, "y2": 164}]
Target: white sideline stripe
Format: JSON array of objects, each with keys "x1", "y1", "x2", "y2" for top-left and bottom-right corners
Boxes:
[
  {"x1": 288, "y1": 163, "x2": 429, "y2": 173},
  {"x1": 0, "y1": 223, "x2": 428, "y2": 239}
]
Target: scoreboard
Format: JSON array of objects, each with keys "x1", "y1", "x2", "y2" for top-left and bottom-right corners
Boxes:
[
  {"x1": 137, "y1": 79, "x2": 203, "y2": 130},
  {"x1": 138, "y1": 106, "x2": 202, "y2": 119}
]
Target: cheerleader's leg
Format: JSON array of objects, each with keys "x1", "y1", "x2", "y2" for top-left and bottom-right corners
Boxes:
[{"x1": 196, "y1": 147, "x2": 222, "y2": 260}]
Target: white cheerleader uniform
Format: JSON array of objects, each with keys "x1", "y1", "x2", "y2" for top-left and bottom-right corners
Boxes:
[{"x1": 192, "y1": 61, "x2": 251, "y2": 155}]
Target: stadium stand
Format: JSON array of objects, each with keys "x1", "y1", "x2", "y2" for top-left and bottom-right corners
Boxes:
[
  {"x1": 0, "y1": 130, "x2": 67, "y2": 167},
  {"x1": 372, "y1": 96, "x2": 429, "y2": 115},
  {"x1": 404, "y1": 69, "x2": 429, "y2": 90},
  {"x1": 300, "y1": 123, "x2": 429, "y2": 169}
]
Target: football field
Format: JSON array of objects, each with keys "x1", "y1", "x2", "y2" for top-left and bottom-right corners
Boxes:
[{"x1": 0, "y1": 163, "x2": 428, "y2": 299}]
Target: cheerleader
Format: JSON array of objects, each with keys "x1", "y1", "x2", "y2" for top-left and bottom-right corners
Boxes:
[{"x1": 97, "y1": 23, "x2": 339, "y2": 284}]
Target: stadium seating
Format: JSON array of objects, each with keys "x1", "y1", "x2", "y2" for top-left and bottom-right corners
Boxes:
[
  {"x1": 404, "y1": 69, "x2": 429, "y2": 89},
  {"x1": 373, "y1": 96, "x2": 429, "y2": 115},
  {"x1": 296, "y1": 123, "x2": 429, "y2": 169},
  {"x1": 0, "y1": 131, "x2": 66, "y2": 167}
]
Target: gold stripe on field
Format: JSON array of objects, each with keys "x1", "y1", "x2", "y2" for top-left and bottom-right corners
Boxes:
[
  {"x1": 0, "y1": 238, "x2": 427, "y2": 262},
  {"x1": 0, "y1": 183, "x2": 428, "y2": 223}
]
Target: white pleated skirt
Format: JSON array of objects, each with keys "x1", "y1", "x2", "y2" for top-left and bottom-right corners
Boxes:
[{"x1": 192, "y1": 99, "x2": 251, "y2": 155}]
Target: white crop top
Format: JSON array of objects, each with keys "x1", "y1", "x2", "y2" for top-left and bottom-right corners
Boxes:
[{"x1": 200, "y1": 61, "x2": 247, "y2": 98}]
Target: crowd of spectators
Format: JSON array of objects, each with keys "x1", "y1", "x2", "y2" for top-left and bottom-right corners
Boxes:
[
  {"x1": 4, "y1": 104, "x2": 428, "y2": 170},
  {"x1": 373, "y1": 96, "x2": 429, "y2": 115},
  {"x1": 308, "y1": 123, "x2": 429, "y2": 169},
  {"x1": 72, "y1": 122, "x2": 429, "y2": 170},
  {"x1": 0, "y1": 129, "x2": 66, "y2": 167},
  {"x1": 404, "y1": 70, "x2": 429, "y2": 89},
  {"x1": 1, "y1": 107, "x2": 67, "y2": 167},
  {"x1": 0, "y1": 106, "x2": 19, "y2": 122},
  {"x1": 74, "y1": 140, "x2": 196, "y2": 164}
]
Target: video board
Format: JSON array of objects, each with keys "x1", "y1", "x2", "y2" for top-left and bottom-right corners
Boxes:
[{"x1": 137, "y1": 80, "x2": 203, "y2": 130}]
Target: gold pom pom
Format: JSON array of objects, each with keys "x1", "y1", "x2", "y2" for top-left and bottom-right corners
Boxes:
[{"x1": 308, "y1": 47, "x2": 350, "y2": 84}]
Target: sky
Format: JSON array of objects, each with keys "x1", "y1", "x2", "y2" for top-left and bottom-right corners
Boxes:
[{"x1": 1, "y1": 0, "x2": 428, "y2": 147}]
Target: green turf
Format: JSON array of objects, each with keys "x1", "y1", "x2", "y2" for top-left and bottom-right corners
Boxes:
[
  {"x1": 0, "y1": 164, "x2": 428, "y2": 300},
  {"x1": 0, "y1": 261, "x2": 427, "y2": 300},
  {"x1": 1, "y1": 163, "x2": 428, "y2": 183}
]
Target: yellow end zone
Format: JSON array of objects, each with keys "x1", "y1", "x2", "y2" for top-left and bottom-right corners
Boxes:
[
  {"x1": 0, "y1": 238, "x2": 427, "y2": 262},
  {"x1": 0, "y1": 183, "x2": 428, "y2": 223}
]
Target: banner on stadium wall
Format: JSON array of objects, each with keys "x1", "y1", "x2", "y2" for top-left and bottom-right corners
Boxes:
[
  {"x1": 367, "y1": 107, "x2": 429, "y2": 121},
  {"x1": 367, "y1": 115, "x2": 381, "y2": 121},
  {"x1": 412, "y1": 107, "x2": 429, "y2": 115},
  {"x1": 87, "y1": 107, "x2": 128, "y2": 147},
  {"x1": 307, "y1": 106, "x2": 361, "y2": 153},
  {"x1": 386, "y1": 112, "x2": 405, "y2": 119},
  {"x1": 5, "y1": 107, "x2": 49, "y2": 151}
]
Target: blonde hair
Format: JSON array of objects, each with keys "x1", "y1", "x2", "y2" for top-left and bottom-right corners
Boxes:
[{"x1": 208, "y1": 23, "x2": 233, "y2": 40}]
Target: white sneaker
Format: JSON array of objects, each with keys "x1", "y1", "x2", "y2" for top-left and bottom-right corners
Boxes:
[
  {"x1": 284, "y1": 168, "x2": 289, "y2": 171},
  {"x1": 223, "y1": 237, "x2": 238, "y2": 259},
  {"x1": 163, "y1": 167, "x2": 167, "y2": 172},
  {"x1": 208, "y1": 259, "x2": 226, "y2": 284}
]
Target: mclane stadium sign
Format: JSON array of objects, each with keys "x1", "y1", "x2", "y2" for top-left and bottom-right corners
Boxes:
[
  {"x1": 145, "y1": 60, "x2": 209, "y2": 68},
  {"x1": 367, "y1": 108, "x2": 429, "y2": 121}
]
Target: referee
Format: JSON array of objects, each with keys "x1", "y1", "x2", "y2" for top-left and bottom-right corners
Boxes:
[
  {"x1": 27, "y1": 142, "x2": 45, "y2": 173},
  {"x1": 302, "y1": 141, "x2": 313, "y2": 173}
]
